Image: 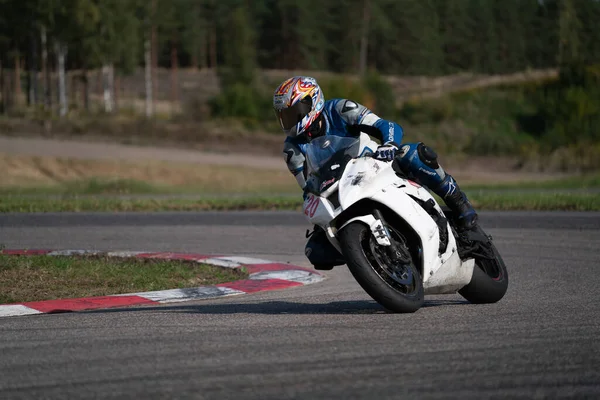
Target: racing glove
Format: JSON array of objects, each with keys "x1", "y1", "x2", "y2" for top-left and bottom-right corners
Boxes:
[{"x1": 373, "y1": 143, "x2": 398, "y2": 162}]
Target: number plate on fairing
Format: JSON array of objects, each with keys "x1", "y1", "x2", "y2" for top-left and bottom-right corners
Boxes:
[{"x1": 303, "y1": 194, "x2": 337, "y2": 226}]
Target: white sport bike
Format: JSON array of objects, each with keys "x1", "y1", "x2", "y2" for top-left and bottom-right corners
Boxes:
[{"x1": 302, "y1": 134, "x2": 508, "y2": 313}]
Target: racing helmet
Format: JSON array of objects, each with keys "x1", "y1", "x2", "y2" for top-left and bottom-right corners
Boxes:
[{"x1": 273, "y1": 76, "x2": 325, "y2": 138}]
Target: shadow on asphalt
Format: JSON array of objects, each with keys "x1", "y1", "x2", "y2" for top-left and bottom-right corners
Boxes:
[{"x1": 85, "y1": 298, "x2": 469, "y2": 316}]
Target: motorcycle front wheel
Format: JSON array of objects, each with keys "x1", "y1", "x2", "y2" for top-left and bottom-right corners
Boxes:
[{"x1": 339, "y1": 221, "x2": 424, "y2": 313}]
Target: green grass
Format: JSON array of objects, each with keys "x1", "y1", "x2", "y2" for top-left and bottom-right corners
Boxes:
[
  {"x1": 1, "y1": 173, "x2": 598, "y2": 196},
  {"x1": 0, "y1": 253, "x2": 248, "y2": 304},
  {"x1": 464, "y1": 174, "x2": 600, "y2": 190},
  {"x1": 62, "y1": 178, "x2": 162, "y2": 195},
  {"x1": 0, "y1": 177, "x2": 257, "y2": 196},
  {"x1": 1, "y1": 175, "x2": 599, "y2": 213},
  {"x1": 0, "y1": 174, "x2": 298, "y2": 197},
  {"x1": 1, "y1": 191, "x2": 599, "y2": 212},
  {"x1": 0, "y1": 194, "x2": 302, "y2": 213},
  {"x1": 0, "y1": 178, "x2": 165, "y2": 196},
  {"x1": 467, "y1": 192, "x2": 600, "y2": 211}
]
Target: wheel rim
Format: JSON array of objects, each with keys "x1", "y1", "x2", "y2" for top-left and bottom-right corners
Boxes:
[
  {"x1": 471, "y1": 242, "x2": 504, "y2": 281},
  {"x1": 358, "y1": 225, "x2": 420, "y2": 296},
  {"x1": 477, "y1": 257, "x2": 504, "y2": 281}
]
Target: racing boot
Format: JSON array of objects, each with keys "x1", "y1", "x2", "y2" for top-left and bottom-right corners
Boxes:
[
  {"x1": 305, "y1": 226, "x2": 346, "y2": 270},
  {"x1": 433, "y1": 174, "x2": 478, "y2": 231}
]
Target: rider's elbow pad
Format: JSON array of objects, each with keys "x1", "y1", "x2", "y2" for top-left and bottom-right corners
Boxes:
[
  {"x1": 374, "y1": 119, "x2": 404, "y2": 147},
  {"x1": 295, "y1": 171, "x2": 307, "y2": 189}
]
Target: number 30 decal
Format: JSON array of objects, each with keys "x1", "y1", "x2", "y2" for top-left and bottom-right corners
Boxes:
[{"x1": 304, "y1": 195, "x2": 319, "y2": 218}]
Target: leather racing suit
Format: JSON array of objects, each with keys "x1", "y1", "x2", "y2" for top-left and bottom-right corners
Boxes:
[{"x1": 283, "y1": 98, "x2": 475, "y2": 270}]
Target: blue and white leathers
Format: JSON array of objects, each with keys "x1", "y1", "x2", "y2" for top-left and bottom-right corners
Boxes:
[
  {"x1": 282, "y1": 98, "x2": 449, "y2": 196},
  {"x1": 283, "y1": 99, "x2": 404, "y2": 189}
]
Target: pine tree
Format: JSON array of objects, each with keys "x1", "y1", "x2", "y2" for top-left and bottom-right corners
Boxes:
[
  {"x1": 368, "y1": 0, "x2": 405, "y2": 74},
  {"x1": 575, "y1": 0, "x2": 600, "y2": 64},
  {"x1": 494, "y1": 0, "x2": 528, "y2": 73},
  {"x1": 558, "y1": 0, "x2": 582, "y2": 66},
  {"x1": 219, "y1": 5, "x2": 257, "y2": 87},
  {"x1": 468, "y1": 0, "x2": 499, "y2": 73},
  {"x1": 399, "y1": 0, "x2": 444, "y2": 75},
  {"x1": 91, "y1": 0, "x2": 140, "y2": 112},
  {"x1": 40, "y1": 0, "x2": 101, "y2": 116},
  {"x1": 438, "y1": 0, "x2": 475, "y2": 73},
  {"x1": 179, "y1": 0, "x2": 208, "y2": 69}
]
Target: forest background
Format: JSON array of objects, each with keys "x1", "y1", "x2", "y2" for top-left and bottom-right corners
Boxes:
[{"x1": 1, "y1": 0, "x2": 599, "y2": 172}]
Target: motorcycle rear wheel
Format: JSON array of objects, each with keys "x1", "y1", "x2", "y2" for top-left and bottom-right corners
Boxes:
[
  {"x1": 458, "y1": 228, "x2": 509, "y2": 304},
  {"x1": 339, "y1": 222, "x2": 424, "y2": 313}
]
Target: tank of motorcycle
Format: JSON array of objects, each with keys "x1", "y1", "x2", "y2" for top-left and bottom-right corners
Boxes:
[{"x1": 338, "y1": 157, "x2": 401, "y2": 209}]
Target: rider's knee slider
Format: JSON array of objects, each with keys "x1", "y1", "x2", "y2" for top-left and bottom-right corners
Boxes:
[{"x1": 417, "y1": 143, "x2": 440, "y2": 169}]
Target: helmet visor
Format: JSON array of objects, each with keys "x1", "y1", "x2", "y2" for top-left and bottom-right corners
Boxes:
[{"x1": 277, "y1": 100, "x2": 312, "y2": 131}]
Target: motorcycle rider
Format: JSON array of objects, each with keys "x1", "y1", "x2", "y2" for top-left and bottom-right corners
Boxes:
[{"x1": 274, "y1": 76, "x2": 478, "y2": 270}]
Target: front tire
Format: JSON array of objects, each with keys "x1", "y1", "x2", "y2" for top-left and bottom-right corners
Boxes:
[{"x1": 339, "y1": 222, "x2": 424, "y2": 313}]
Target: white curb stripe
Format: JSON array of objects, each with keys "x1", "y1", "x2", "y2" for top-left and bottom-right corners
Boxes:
[
  {"x1": 215, "y1": 256, "x2": 275, "y2": 265},
  {"x1": 201, "y1": 258, "x2": 243, "y2": 268},
  {"x1": 131, "y1": 286, "x2": 245, "y2": 303},
  {"x1": 48, "y1": 250, "x2": 103, "y2": 256},
  {"x1": 107, "y1": 251, "x2": 146, "y2": 258},
  {"x1": 0, "y1": 305, "x2": 43, "y2": 317},
  {"x1": 250, "y1": 270, "x2": 324, "y2": 285}
]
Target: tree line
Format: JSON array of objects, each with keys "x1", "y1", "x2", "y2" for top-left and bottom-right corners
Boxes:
[{"x1": 0, "y1": 0, "x2": 599, "y2": 117}]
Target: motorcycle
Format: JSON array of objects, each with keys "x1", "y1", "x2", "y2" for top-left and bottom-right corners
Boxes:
[{"x1": 302, "y1": 133, "x2": 508, "y2": 313}]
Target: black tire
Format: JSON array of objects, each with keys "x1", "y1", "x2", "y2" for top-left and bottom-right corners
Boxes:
[
  {"x1": 339, "y1": 222, "x2": 424, "y2": 313},
  {"x1": 458, "y1": 235, "x2": 508, "y2": 304}
]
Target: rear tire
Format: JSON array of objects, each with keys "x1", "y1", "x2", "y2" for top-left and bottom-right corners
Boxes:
[
  {"x1": 339, "y1": 222, "x2": 424, "y2": 313},
  {"x1": 458, "y1": 230, "x2": 508, "y2": 304}
]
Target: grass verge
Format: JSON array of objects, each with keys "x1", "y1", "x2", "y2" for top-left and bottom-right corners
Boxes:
[
  {"x1": 0, "y1": 178, "x2": 166, "y2": 196},
  {"x1": 2, "y1": 174, "x2": 598, "y2": 196},
  {"x1": 1, "y1": 173, "x2": 599, "y2": 213},
  {"x1": 463, "y1": 174, "x2": 600, "y2": 190},
  {"x1": 0, "y1": 254, "x2": 247, "y2": 304},
  {"x1": 0, "y1": 195, "x2": 300, "y2": 212},
  {"x1": 466, "y1": 192, "x2": 600, "y2": 211},
  {"x1": 1, "y1": 191, "x2": 599, "y2": 212}
]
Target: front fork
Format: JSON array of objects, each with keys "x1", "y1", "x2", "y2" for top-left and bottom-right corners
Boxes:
[{"x1": 372, "y1": 209, "x2": 411, "y2": 264}]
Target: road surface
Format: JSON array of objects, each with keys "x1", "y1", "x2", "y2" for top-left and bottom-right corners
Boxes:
[{"x1": 0, "y1": 211, "x2": 599, "y2": 399}]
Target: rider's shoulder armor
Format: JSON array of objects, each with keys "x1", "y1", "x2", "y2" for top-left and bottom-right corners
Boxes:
[
  {"x1": 333, "y1": 99, "x2": 370, "y2": 125},
  {"x1": 324, "y1": 99, "x2": 381, "y2": 135},
  {"x1": 283, "y1": 136, "x2": 307, "y2": 175}
]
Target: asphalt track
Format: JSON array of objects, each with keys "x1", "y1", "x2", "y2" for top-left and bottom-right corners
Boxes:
[{"x1": 0, "y1": 211, "x2": 599, "y2": 399}]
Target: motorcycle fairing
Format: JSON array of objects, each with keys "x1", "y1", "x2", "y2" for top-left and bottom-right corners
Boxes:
[{"x1": 337, "y1": 157, "x2": 474, "y2": 293}]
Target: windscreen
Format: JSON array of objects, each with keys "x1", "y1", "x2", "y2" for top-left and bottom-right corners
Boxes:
[
  {"x1": 304, "y1": 136, "x2": 361, "y2": 195},
  {"x1": 305, "y1": 136, "x2": 360, "y2": 174}
]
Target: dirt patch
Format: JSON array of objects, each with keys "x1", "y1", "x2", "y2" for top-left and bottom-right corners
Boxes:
[
  {"x1": 0, "y1": 136, "x2": 569, "y2": 188},
  {"x1": 441, "y1": 156, "x2": 569, "y2": 184},
  {"x1": 1, "y1": 136, "x2": 284, "y2": 169},
  {"x1": 0, "y1": 118, "x2": 285, "y2": 157},
  {"x1": 0, "y1": 153, "x2": 297, "y2": 193}
]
